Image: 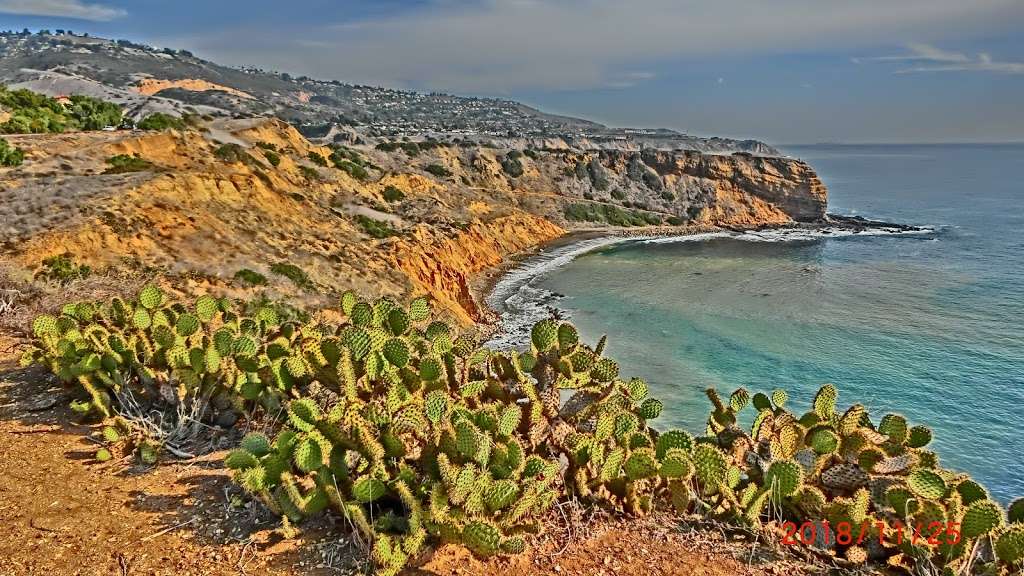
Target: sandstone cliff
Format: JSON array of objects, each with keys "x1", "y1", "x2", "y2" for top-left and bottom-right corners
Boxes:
[{"x1": 0, "y1": 118, "x2": 826, "y2": 324}]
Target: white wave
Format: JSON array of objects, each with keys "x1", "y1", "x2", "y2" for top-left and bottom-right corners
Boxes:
[
  {"x1": 484, "y1": 236, "x2": 643, "y2": 349},
  {"x1": 639, "y1": 225, "x2": 936, "y2": 245}
]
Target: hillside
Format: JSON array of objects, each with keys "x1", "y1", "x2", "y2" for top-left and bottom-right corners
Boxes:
[
  {"x1": 0, "y1": 30, "x2": 779, "y2": 155},
  {"x1": 0, "y1": 117, "x2": 824, "y2": 326}
]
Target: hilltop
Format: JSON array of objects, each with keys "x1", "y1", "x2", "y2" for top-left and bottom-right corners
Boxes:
[{"x1": 0, "y1": 30, "x2": 779, "y2": 155}]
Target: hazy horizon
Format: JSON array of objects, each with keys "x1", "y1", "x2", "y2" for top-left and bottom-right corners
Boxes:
[{"x1": 1, "y1": 0, "x2": 1022, "y2": 145}]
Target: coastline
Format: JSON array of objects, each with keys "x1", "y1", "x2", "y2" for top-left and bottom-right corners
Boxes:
[
  {"x1": 467, "y1": 222, "x2": 727, "y2": 338},
  {"x1": 471, "y1": 214, "x2": 932, "y2": 345}
]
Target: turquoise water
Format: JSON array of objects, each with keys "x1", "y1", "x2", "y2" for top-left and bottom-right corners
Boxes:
[{"x1": 489, "y1": 144, "x2": 1024, "y2": 502}]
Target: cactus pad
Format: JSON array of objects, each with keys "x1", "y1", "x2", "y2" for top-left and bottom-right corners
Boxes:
[
  {"x1": 463, "y1": 521, "x2": 501, "y2": 556},
  {"x1": 811, "y1": 384, "x2": 837, "y2": 418},
  {"x1": 1008, "y1": 498, "x2": 1024, "y2": 524},
  {"x1": 138, "y1": 285, "x2": 164, "y2": 309},
  {"x1": 352, "y1": 476, "x2": 387, "y2": 503},
  {"x1": 907, "y1": 425, "x2": 932, "y2": 448},
  {"x1": 907, "y1": 469, "x2": 946, "y2": 500},
  {"x1": 693, "y1": 444, "x2": 728, "y2": 493},
  {"x1": 655, "y1": 430, "x2": 694, "y2": 459},
  {"x1": 637, "y1": 398, "x2": 663, "y2": 420},
  {"x1": 765, "y1": 460, "x2": 804, "y2": 499},
  {"x1": 590, "y1": 358, "x2": 619, "y2": 382},
  {"x1": 530, "y1": 319, "x2": 558, "y2": 351},
  {"x1": 623, "y1": 448, "x2": 658, "y2": 480},
  {"x1": 962, "y1": 499, "x2": 1004, "y2": 538},
  {"x1": 995, "y1": 524, "x2": 1024, "y2": 565},
  {"x1": 821, "y1": 463, "x2": 868, "y2": 491}
]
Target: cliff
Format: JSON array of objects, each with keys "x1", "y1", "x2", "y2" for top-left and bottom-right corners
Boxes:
[{"x1": 0, "y1": 118, "x2": 826, "y2": 325}]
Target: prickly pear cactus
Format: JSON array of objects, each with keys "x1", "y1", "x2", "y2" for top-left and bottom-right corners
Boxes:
[{"x1": 694, "y1": 382, "x2": 1024, "y2": 575}]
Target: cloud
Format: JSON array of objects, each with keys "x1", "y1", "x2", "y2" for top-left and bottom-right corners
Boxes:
[
  {"x1": 0, "y1": 0, "x2": 126, "y2": 21},
  {"x1": 859, "y1": 43, "x2": 1024, "y2": 74},
  {"x1": 180, "y1": 0, "x2": 1024, "y2": 92}
]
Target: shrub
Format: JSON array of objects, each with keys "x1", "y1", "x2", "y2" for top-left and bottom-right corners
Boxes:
[
  {"x1": 0, "y1": 138, "x2": 24, "y2": 167},
  {"x1": 660, "y1": 191, "x2": 675, "y2": 201},
  {"x1": 500, "y1": 154, "x2": 524, "y2": 178},
  {"x1": 263, "y1": 150, "x2": 281, "y2": 167},
  {"x1": 424, "y1": 164, "x2": 451, "y2": 178},
  {"x1": 214, "y1": 143, "x2": 253, "y2": 165},
  {"x1": 104, "y1": 153, "x2": 152, "y2": 174},
  {"x1": 666, "y1": 216, "x2": 686, "y2": 226},
  {"x1": 35, "y1": 253, "x2": 91, "y2": 283},
  {"x1": 355, "y1": 214, "x2": 397, "y2": 239},
  {"x1": 0, "y1": 86, "x2": 122, "y2": 133},
  {"x1": 307, "y1": 151, "x2": 328, "y2": 167},
  {"x1": 136, "y1": 113, "x2": 186, "y2": 131},
  {"x1": 563, "y1": 203, "x2": 660, "y2": 227},
  {"x1": 234, "y1": 268, "x2": 268, "y2": 286},
  {"x1": 336, "y1": 159, "x2": 369, "y2": 181},
  {"x1": 270, "y1": 262, "x2": 312, "y2": 289},
  {"x1": 382, "y1": 185, "x2": 405, "y2": 203},
  {"x1": 254, "y1": 142, "x2": 278, "y2": 152},
  {"x1": 610, "y1": 188, "x2": 627, "y2": 201},
  {"x1": 298, "y1": 165, "x2": 321, "y2": 181}
]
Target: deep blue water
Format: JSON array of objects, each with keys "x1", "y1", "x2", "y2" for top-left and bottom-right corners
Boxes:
[{"x1": 489, "y1": 144, "x2": 1024, "y2": 502}]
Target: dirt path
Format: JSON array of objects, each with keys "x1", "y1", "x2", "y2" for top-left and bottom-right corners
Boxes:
[{"x1": 0, "y1": 334, "x2": 833, "y2": 576}]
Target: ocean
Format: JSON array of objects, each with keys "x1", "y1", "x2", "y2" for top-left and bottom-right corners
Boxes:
[{"x1": 486, "y1": 143, "x2": 1024, "y2": 502}]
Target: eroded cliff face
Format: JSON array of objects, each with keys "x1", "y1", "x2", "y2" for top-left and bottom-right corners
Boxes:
[
  {"x1": 0, "y1": 119, "x2": 826, "y2": 324},
  {"x1": 392, "y1": 215, "x2": 564, "y2": 324}
]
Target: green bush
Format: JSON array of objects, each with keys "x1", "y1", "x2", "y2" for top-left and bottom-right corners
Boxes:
[
  {"x1": 666, "y1": 216, "x2": 686, "y2": 226},
  {"x1": 336, "y1": 159, "x2": 369, "y2": 181},
  {"x1": 270, "y1": 262, "x2": 312, "y2": 289},
  {"x1": 307, "y1": 151, "x2": 328, "y2": 167},
  {"x1": 104, "y1": 154, "x2": 153, "y2": 174},
  {"x1": 263, "y1": 150, "x2": 281, "y2": 167},
  {"x1": 234, "y1": 268, "x2": 268, "y2": 286},
  {"x1": 500, "y1": 154, "x2": 524, "y2": 178},
  {"x1": 298, "y1": 165, "x2": 321, "y2": 181},
  {"x1": 382, "y1": 185, "x2": 405, "y2": 203},
  {"x1": 424, "y1": 164, "x2": 451, "y2": 178},
  {"x1": 355, "y1": 215, "x2": 397, "y2": 239},
  {"x1": 660, "y1": 191, "x2": 675, "y2": 201},
  {"x1": 214, "y1": 143, "x2": 254, "y2": 165},
  {"x1": 0, "y1": 86, "x2": 122, "y2": 133},
  {"x1": 376, "y1": 141, "x2": 423, "y2": 156},
  {"x1": 0, "y1": 138, "x2": 24, "y2": 167},
  {"x1": 610, "y1": 189, "x2": 627, "y2": 201},
  {"x1": 35, "y1": 253, "x2": 91, "y2": 283},
  {"x1": 563, "y1": 203, "x2": 661, "y2": 227},
  {"x1": 136, "y1": 113, "x2": 186, "y2": 131}
]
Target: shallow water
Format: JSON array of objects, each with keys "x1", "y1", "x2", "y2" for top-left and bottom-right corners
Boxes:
[{"x1": 487, "y1": 144, "x2": 1024, "y2": 502}]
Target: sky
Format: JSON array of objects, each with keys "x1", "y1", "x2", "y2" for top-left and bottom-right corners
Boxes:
[{"x1": 1, "y1": 0, "x2": 1023, "y2": 144}]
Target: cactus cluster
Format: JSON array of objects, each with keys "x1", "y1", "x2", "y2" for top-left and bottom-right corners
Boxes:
[
  {"x1": 699, "y1": 384, "x2": 1024, "y2": 573},
  {"x1": 21, "y1": 285, "x2": 290, "y2": 422},
  {"x1": 216, "y1": 295, "x2": 687, "y2": 575}
]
